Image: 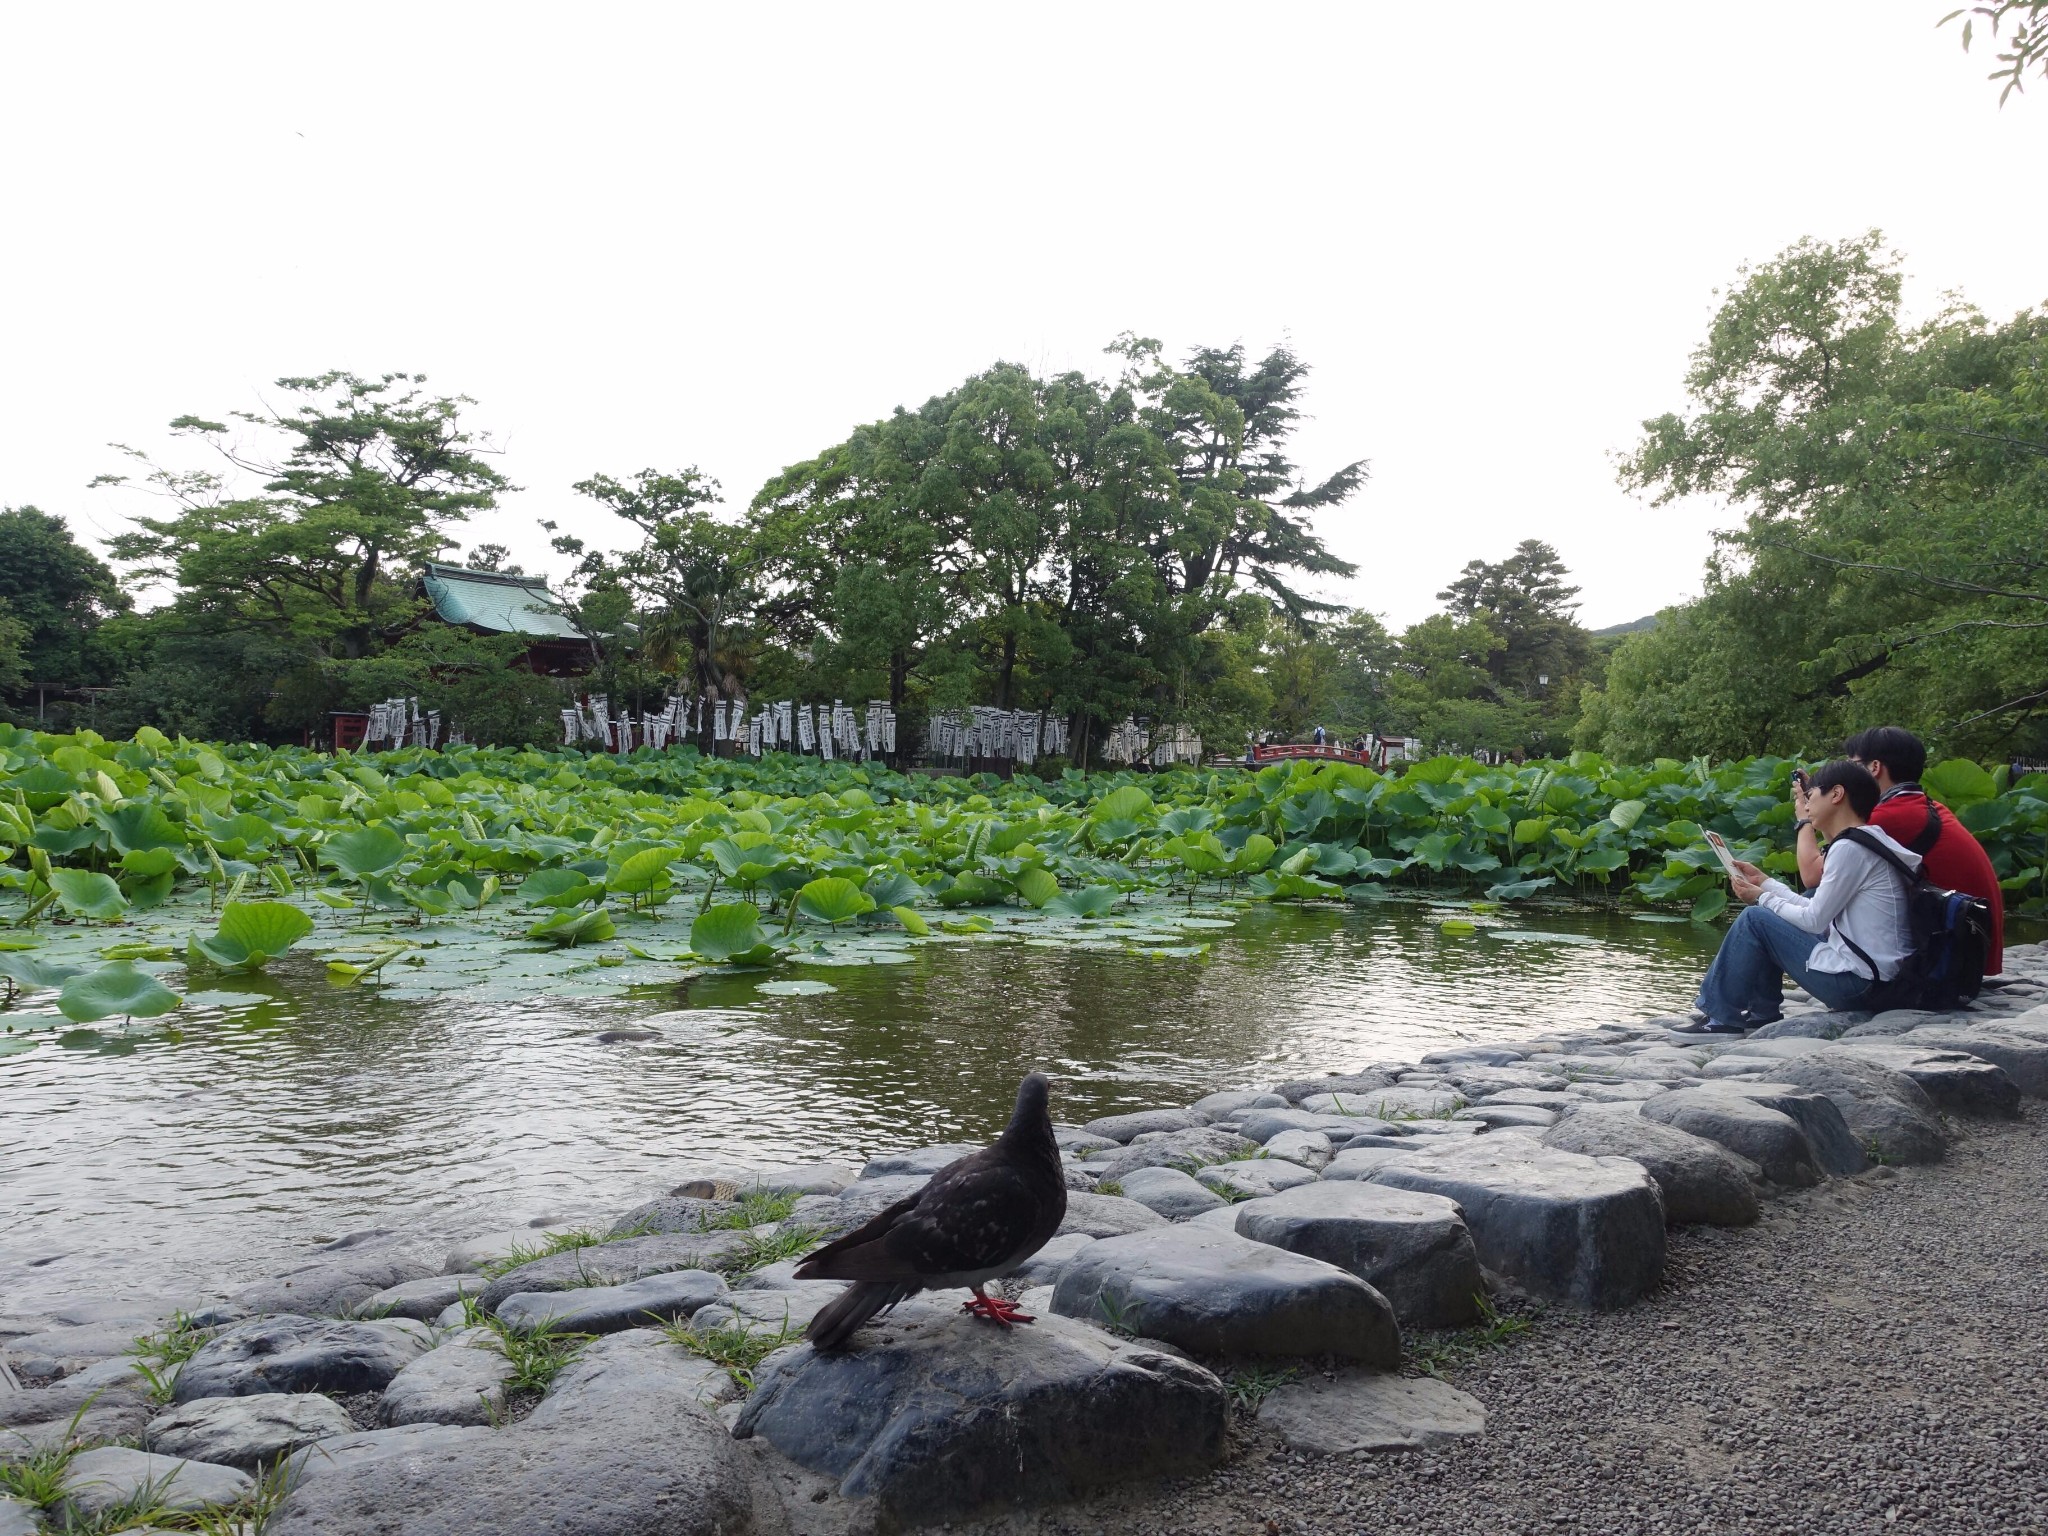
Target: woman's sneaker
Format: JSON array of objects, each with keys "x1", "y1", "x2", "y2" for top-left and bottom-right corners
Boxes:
[{"x1": 1668, "y1": 1016, "x2": 1748, "y2": 1036}]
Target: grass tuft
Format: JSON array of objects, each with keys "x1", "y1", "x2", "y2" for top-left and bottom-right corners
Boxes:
[
  {"x1": 476, "y1": 1219, "x2": 656, "y2": 1281},
  {"x1": 1407, "y1": 1292, "x2": 1535, "y2": 1377},
  {"x1": 129, "y1": 1311, "x2": 214, "y2": 1404},
  {"x1": 656, "y1": 1315, "x2": 800, "y2": 1393},
  {"x1": 693, "y1": 1190, "x2": 801, "y2": 1232},
  {"x1": 1222, "y1": 1362, "x2": 1298, "y2": 1413}
]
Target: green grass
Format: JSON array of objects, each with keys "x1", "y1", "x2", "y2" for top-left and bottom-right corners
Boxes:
[
  {"x1": 727, "y1": 1222, "x2": 826, "y2": 1274},
  {"x1": 1092, "y1": 1291, "x2": 1142, "y2": 1338},
  {"x1": 693, "y1": 1189, "x2": 802, "y2": 1232},
  {"x1": 1407, "y1": 1293, "x2": 1535, "y2": 1377},
  {"x1": 656, "y1": 1315, "x2": 801, "y2": 1393},
  {"x1": 1095, "y1": 1179, "x2": 1124, "y2": 1197},
  {"x1": 128, "y1": 1311, "x2": 214, "y2": 1403},
  {"x1": 0, "y1": 1411, "x2": 297, "y2": 1534},
  {"x1": 475, "y1": 1219, "x2": 656, "y2": 1280},
  {"x1": 454, "y1": 1296, "x2": 593, "y2": 1397},
  {"x1": 1222, "y1": 1363, "x2": 1298, "y2": 1413}
]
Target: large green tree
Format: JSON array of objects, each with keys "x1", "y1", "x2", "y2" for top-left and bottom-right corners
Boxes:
[
  {"x1": 103, "y1": 372, "x2": 510, "y2": 662},
  {"x1": 1589, "y1": 232, "x2": 2048, "y2": 759},
  {"x1": 0, "y1": 506, "x2": 131, "y2": 692}
]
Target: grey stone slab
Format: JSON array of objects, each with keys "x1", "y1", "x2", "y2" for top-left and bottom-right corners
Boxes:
[
  {"x1": 1057, "y1": 1191, "x2": 1171, "y2": 1238},
  {"x1": 1368, "y1": 1140, "x2": 1666, "y2": 1309},
  {"x1": 666, "y1": 1161, "x2": 856, "y2": 1197},
  {"x1": 144, "y1": 1391, "x2": 354, "y2": 1471},
  {"x1": 1320, "y1": 1146, "x2": 1417, "y2": 1180},
  {"x1": 689, "y1": 1287, "x2": 833, "y2": 1343},
  {"x1": 0, "y1": 1377, "x2": 150, "y2": 1430},
  {"x1": 1115, "y1": 1166, "x2": 1229, "y2": 1221},
  {"x1": 1274, "y1": 1071, "x2": 1399, "y2": 1104},
  {"x1": 1195, "y1": 1158, "x2": 1320, "y2": 1199},
  {"x1": 350, "y1": 1274, "x2": 484, "y2": 1321},
  {"x1": 269, "y1": 1335, "x2": 751, "y2": 1536},
  {"x1": 1712, "y1": 1053, "x2": 1947, "y2": 1165},
  {"x1": 1051, "y1": 1227, "x2": 1402, "y2": 1362},
  {"x1": 1187, "y1": 1089, "x2": 1289, "y2": 1118},
  {"x1": 1262, "y1": 1129, "x2": 1336, "y2": 1169},
  {"x1": 1082, "y1": 1108, "x2": 1205, "y2": 1143},
  {"x1": 172, "y1": 1315, "x2": 433, "y2": 1402},
  {"x1": 1081, "y1": 1125, "x2": 1256, "y2": 1181},
  {"x1": 1230, "y1": 1182, "x2": 1484, "y2": 1328},
  {"x1": 1454, "y1": 1103, "x2": 1559, "y2": 1129},
  {"x1": 1300, "y1": 1086, "x2": 1463, "y2": 1120},
  {"x1": 1053, "y1": 1126, "x2": 1121, "y2": 1154},
  {"x1": 476, "y1": 1231, "x2": 749, "y2": 1314},
  {"x1": 1639, "y1": 1086, "x2": 1823, "y2": 1187},
  {"x1": 1420, "y1": 1046, "x2": 1527, "y2": 1067},
  {"x1": 1258, "y1": 1370, "x2": 1486, "y2": 1452},
  {"x1": 0, "y1": 1401, "x2": 153, "y2": 1459},
  {"x1": 493, "y1": 1268, "x2": 727, "y2": 1335},
  {"x1": 232, "y1": 1251, "x2": 433, "y2": 1318},
  {"x1": 1897, "y1": 1025, "x2": 2048, "y2": 1096},
  {"x1": 528, "y1": 1328, "x2": 738, "y2": 1422},
  {"x1": 1692, "y1": 1082, "x2": 1869, "y2": 1176},
  {"x1": 0, "y1": 1497, "x2": 35, "y2": 1536},
  {"x1": 58, "y1": 1447, "x2": 252, "y2": 1522},
  {"x1": 1009, "y1": 1232, "x2": 1099, "y2": 1288},
  {"x1": 1239, "y1": 1108, "x2": 1378, "y2": 1145},
  {"x1": 282, "y1": 1423, "x2": 486, "y2": 1485},
  {"x1": 377, "y1": 1330, "x2": 515, "y2": 1427},
  {"x1": 815, "y1": 1174, "x2": 931, "y2": 1234},
  {"x1": 859, "y1": 1144, "x2": 983, "y2": 1179},
  {"x1": 734, "y1": 1297, "x2": 1227, "y2": 1528},
  {"x1": 1542, "y1": 1108, "x2": 1760, "y2": 1226}
]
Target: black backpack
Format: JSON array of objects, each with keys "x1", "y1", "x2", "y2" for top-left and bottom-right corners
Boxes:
[{"x1": 1833, "y1": 818, "x2": 1993, "y2": 1010}]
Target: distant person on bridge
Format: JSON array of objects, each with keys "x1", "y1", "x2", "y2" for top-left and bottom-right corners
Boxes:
[
  {"x1": 1312, "y1": 725, "x2": 1326, "y2": 746},
  {"x1": 1794, "y1": 726, "x2": 2004, "y2": 976}
]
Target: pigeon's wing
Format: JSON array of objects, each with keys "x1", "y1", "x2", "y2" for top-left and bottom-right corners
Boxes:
[
  {"x1": 793, "y1": 1193, "x2": 924, "y2": 1280},
  {"x1": 795, "y1": 1150, "x2": 1056, "y2": 1283}
]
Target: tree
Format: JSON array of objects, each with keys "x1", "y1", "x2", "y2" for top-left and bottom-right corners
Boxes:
[
  {"x1": 1602, "y1": 231, "x2": 2048, "y2": 759},
  {"x1": 0, "y1": 506, "x2": 131, "y2": 692},
  {"x1": 1943, "y1": 1, "x2": 2048, "y2": 103},
  {"x1": 0, "y1": 600, "x2": 28, "y2": 697},
  {"x1": 558, "y1": 468, "x2": 759, "y2": 749},
  {"x1": 103, "y1": 372, "x2": 510, "y2": 661},
  {"x1": 1320, "y1": 610, "x2": 1401, "y2": 733},
  {"x1": 1437, "y1": 539, "x2": 1591, "y2": 700}
]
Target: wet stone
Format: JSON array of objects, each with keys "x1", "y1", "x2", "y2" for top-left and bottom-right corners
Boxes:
[
  {"x1": 58, "y1": 1447, "x2": 252, "y2": 1522},
  {"x1": 1116, "y1": 1166, "x2": 1229, "y2": 1221},
  {"x1": 1082, "y1": 1108, "x2": 1205, "y2": 1143},
  {"x1": 493, "y1": 1268, "x2": 727, "y2": 1335},
  {"x1": 144, "y1": 1391, "x2": 355, "y2": 1470},
  {"x1": 1082, "y1": 1126, "x2": 1255, "y2": 1181},
  {"x1": 1229, "y1": 1181, "x2": 1485, "y2": 1329},
  {"x1": 172, "y1": 1315, "x2": 434, "y2": 1402},
  {"x1": 475, "y1": 1231, "x2": 750, "y2": 1314},
  {"x1": 1262, "y1": 1129, "x2": 1336, "y2": 1169},
  {"x1": 1051, "y1": 1227, "x2": 1403, "y2": 1363},
  {"x1": 735, "y1": 1297, "x2": 1228, "y2": 1529},
  {"x1": 1258, "y1": 1370, "x2": 1487, "y2": 1453},
  {"x1": 232, "y1": 1250, "x2": 433, "y2": 1318},
  {"x1": 1196, "y1": 1158, "x2": 1320, "y2": 1199},
  {"x1": 350, "y1": 1273, "x2": 484, "y2": 1321},
  {"x1": 378, "y1": 1328, "x2": 516, "y2": 1428},
  {"x1": 1058, "y1": 1191, "x2": 1171, "y2": 1238}
]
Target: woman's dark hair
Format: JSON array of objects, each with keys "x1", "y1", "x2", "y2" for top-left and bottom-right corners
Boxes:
[
  {"x1": 1841, "y1": 726, "x2": 1926, "y2": 784},
  {"x1": 1811, "y1": 759, "x2": 1881, "y2": 819}
]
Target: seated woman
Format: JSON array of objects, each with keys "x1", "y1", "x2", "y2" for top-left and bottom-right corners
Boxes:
[{"x1": 1677, "y1": 761, "x2": 1920, "y2": 1035}]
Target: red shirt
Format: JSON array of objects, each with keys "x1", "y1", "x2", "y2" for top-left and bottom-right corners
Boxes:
[{"x1": 1869, "y1": 788, "x2": 2005, "y2": 975}]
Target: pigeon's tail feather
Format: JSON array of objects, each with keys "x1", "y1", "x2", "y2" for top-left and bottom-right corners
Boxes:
[{"x1": 806, "y1": 1280, "x2": 918, "y2": 1351}]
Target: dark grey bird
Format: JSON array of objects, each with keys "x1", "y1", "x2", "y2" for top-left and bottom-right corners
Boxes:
[{"x1": 795, "y1": 1072, "x2": 1068, "y2": 1351}]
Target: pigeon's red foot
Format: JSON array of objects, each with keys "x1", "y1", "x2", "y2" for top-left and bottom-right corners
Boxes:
[{"x1": 962, "y1": 1293, "x2": 1036, "y2": 1327}]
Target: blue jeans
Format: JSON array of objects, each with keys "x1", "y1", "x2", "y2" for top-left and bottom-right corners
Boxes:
[{"x1": 1695, "y1": 905, "x2": 1876, "y2": 1026}]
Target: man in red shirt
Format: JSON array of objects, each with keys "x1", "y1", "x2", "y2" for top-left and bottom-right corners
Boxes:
[{"x1": 1794, "y1": 726, "x2": 2005, "y2": 975}]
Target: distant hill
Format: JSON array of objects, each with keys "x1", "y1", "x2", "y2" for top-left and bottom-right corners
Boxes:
[{"x1": 1591, "y1": 615, "x2": 1658, "y2": 638}]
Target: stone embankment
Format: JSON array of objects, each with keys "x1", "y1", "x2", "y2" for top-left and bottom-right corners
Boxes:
[{"x1": 3, "y1": 942, "x2": 2046, "y2": 1534}]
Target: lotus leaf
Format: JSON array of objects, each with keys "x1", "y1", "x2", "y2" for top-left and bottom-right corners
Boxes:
[
  {"x1": 189, "y1": 901, "x2": 315, "y2": 972},
  {"x1": 1014, "y1": 868, "x2": 1060, "y2": 908},
  {"x1": 756, "y1": 978, "x2": 837, "y2": 996},
  {"x1": 691, "y1": 902, "x2": 773, "y2": 961},
  {"x1": 49, "y1": 869, "x2": 129, "y2": 921},
  {"x1": 794, "y1": 876, "x2": 874, "y2": 926},
  {"x1": 0, "y1": 953, "x2": 82, "y2": 992},
  {"x1": 324, "y1": 825, "x2": 408, "y2": 879},
  {"x1": 1044, "y1": 885, "x2": 1117, "y2": 920},
  {"x1": 58, "y1": 961, "x2": 181, "y2": 1023},
  {"x1": 526, "y1": 906, "x2": 617, "y2": 946}
]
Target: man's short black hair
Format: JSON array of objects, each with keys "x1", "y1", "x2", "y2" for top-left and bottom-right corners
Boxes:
[
  {"x1": 1813, "y1": 759, "x2": 1881, "y2": 819},
  {"x1": 1841, "y1": 726, "x2": 1926, "y2": 783}
]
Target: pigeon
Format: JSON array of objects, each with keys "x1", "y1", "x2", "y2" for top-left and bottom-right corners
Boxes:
[{"x1": 796, "y1": 1072, "x2": 1068, "y2": 1351}]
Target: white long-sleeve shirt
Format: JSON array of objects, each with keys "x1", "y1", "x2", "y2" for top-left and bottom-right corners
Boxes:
[{"x1": 1755, "y1": 824, "x2": 1921, "y2": 979}]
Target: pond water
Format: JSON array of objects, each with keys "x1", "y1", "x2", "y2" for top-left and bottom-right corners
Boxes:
[{"x1": 0, "y1": 901, "x2": 1718, "y2": 1315}]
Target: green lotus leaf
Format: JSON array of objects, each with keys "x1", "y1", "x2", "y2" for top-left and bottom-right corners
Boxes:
[
  {"x1": 526, "y1": 906, "x2": 617, "y2": 946},
  {"x1": 756, "y1": 978, "x2": 836, "y2": 996},
  {"x1": 863, "y1": 871, "x2": 923, "y2": 909},
  {"x1": 323, "y1": 824, "x2": 409, "y2": 880},
  {"x1": 690, "y1": 902, "x2": 772, "y2": 961},
  {"x1": 49, "y1": 868, "x2": 129, "y2": 921},
  {"x1": 100, "y1": 802, "x2": 186, "y2": 855},
  {"x1": 0, "y1": 953, "x2": 83, "y2": 992},
  {"x1": 609, "y1": 846, "x2": 679, "y2": 895},
  {"x1": 1044, "y1": 885, "x2": 1117, "y2": 920},
  {"x1": 889, "y1": 905, "x2": 931, "y2": 936},
  {"x1": 795, "y1": 877, "x2": 874, "y2": 926},
  {"x1": 1015, "y1": 868, "x2": 1060, "y2": 908},
  {"x1": 58, "y1": 961, "x2": 181, "y2": 1023}
]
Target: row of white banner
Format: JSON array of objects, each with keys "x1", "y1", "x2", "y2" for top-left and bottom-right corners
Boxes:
[
  {"x1": 561, "y1": 696, "x2": 900, "y2": 759},
  {"x1": 362, "y1": 697, "x2": 463, "y2": 750}
]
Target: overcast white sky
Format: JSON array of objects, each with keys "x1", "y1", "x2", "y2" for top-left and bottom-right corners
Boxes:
[{"x1": 2, "y1": 3, "x2": 2041, "y2": 629}]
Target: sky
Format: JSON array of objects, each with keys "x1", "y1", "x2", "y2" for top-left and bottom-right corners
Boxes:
[{"x1": 2, "y1": 3, "x2": 2042, "y2": 630}]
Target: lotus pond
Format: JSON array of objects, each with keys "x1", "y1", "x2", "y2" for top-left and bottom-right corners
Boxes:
[{"x1": 1, "y1": 728, "x2": 2039, "y2": 1312}]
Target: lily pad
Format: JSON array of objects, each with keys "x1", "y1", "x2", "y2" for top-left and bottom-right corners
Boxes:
[{"x1": 755, "y1": 978, "x2": 837, "y2": 996}]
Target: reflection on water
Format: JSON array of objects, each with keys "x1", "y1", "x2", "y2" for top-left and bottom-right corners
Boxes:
[{"x1": 0, "y1": 904, "x2": 1714, "y2": 1312}]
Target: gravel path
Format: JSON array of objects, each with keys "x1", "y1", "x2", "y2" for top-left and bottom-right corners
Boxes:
[{"x1": 965, "y1": 1110, "x2": 2048, "y2": 1536}]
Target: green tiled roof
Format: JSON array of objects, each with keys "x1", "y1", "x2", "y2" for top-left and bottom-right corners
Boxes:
[{"x1": 420, "y1": 563, "x2": 583, "y2": 640}]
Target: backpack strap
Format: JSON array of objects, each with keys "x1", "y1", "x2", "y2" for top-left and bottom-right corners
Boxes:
[
  {"x1": 1834, "y1": 825, "x2": 1921, "y2": 884},
  {"x1": 1827, "y1": 826, "x2": 1919, "y2": 984},
  {"x1": 1910, "y1": 798, "x2": 1942, "y2": 856}
]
